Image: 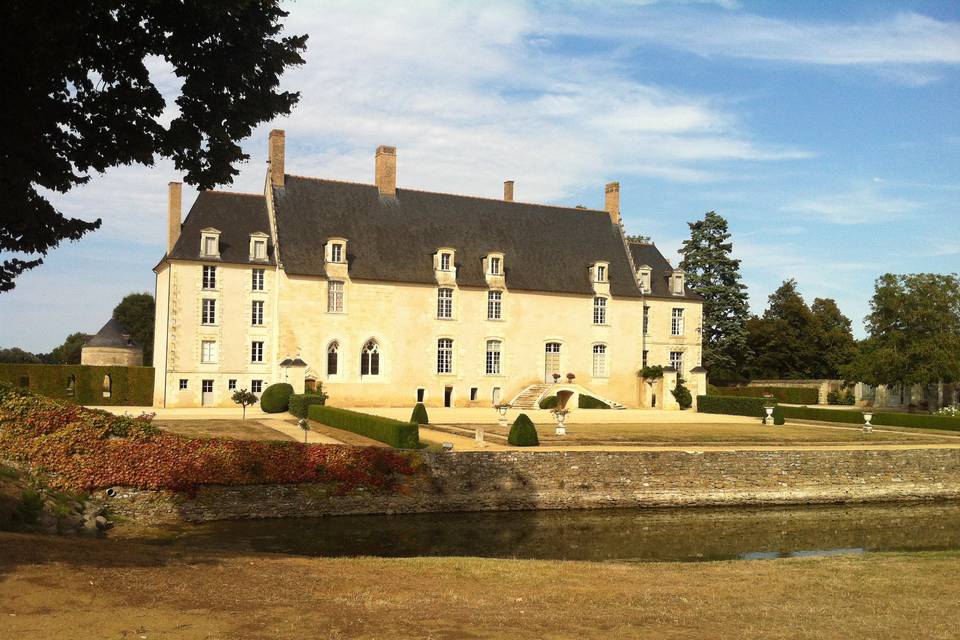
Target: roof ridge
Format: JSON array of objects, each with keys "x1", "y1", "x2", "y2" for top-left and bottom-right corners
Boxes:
[
  {"x1": 203, "y1": 190, "x2": 264, "y2": 198},
  {"x1": 283, "y1": 174, "x2": 610, "y2": 215}
]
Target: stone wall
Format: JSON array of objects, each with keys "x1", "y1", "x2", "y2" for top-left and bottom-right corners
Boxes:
[{"x1": 100, "y1": 447, "x2": 960, "y2": 524}]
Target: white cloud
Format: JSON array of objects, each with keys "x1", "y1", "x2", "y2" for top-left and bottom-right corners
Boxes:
[{"x1": 780, "y1": 188, "x2": 920, "y2": 225}]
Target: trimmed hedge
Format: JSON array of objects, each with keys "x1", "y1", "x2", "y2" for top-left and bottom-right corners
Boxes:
[
  {"x1": 308, "y1": 405, "x2": 420, "y2": 449},
  {"x1": 578, "y1": 394, "x2": 610, "y2": 409},
  {"x1": 260, "y1": 383, "x2": 294, "y2": 413},
  {"x1": 0, "y1": 363, "x2": 154, "y2": 406},
  {"x1": 508, "y1": 413, "x2": 539, "y2": 446},
  {"x1": 697, "y1": 395, "x2": 771, "y2": 418},
  {"x1": 538, "y1": 395, "x2": 559, "y2": 409},
  {"x1": 711, "y1": 385, "x2": 819, "y2": 405},
  {"x1": 410, "y1": 403, "x2": 429, "y2": 425},
  {"x1": 779, "y1": 405, "x2": 960, "y2": 431},
  {"x1": 288, "y1": 393, "x2": 327, "y2": 419}
]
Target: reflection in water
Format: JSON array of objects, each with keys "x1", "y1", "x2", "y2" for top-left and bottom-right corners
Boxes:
[{"x1": 138, "y1": 502, "x2": 960, "y2": 563}]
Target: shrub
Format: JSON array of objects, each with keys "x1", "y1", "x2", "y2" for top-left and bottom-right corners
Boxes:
[
  {"x1": 772, "y1": 406, "x2": 785, "y2": 425},
  {"x1": 538, "y1": 395, "x2": 559, "y2": 409},
  {"x1": 288, "y1": 393, "x2": 327, "y2": 419},
  {"x1": 778, "y1": 405, "x2": 960, "y2": 431},
  {"x1": 578, "y1": 394, "x2": 610, "y2": 409},
  {"x1": 671, "y1": 377, "x2": 693, "y2": 410},
  {"x1": 507, "y1": 414, "x2": 539, "y2": 446},
  {"x1": 697, "y1": 395, "x2": 771, "y2": 418},
  {"x1": 308, "y1": 405, "x2": 420, "y2": 449},
  {"x1": 410, "y1": 403, "x2": 429, "y2": 425},
  {"x1": 260, "y1": 383, "x2": 294, "y2": 413},
  {"x1": 709, "y1": 385, "x2": 819, "y2": 405},
  {"x1": 232, "y1": 388, "x2": 258, "y2": 418},
  {"x1": 0, "y1": 363, "x2": 153, "y2": 406},
  {"x1": 827, "y1": 388, "x2": 856, "y2": 405}
]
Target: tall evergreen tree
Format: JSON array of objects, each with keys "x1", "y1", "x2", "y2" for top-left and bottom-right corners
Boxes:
[{"x1": 679, "y1": 211, "x2": 751, "y2": 380}]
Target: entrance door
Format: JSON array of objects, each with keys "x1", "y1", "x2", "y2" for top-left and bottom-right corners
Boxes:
[
  {"x1": 544, "y1": 342, "x2": 561, "y2": 383},
  {"x1": 201, "y1": 379, "x2": 214, "y2": 406},
  {"x1": 444, "y1": 386, "x2": 453, "y2": 408}
]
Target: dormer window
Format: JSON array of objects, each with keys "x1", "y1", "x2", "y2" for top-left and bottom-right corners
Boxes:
[
  {"x1": 249, "y1": 232, "x2": 269, "y2": 261},
  {"x1": 326, "y1": 238, "x2": 348, "y2": 264},
  {"x1": 490, "y1": 256, "x2": 501, "y2": 275},
  {"x1": 440, "y1": 252, "x2": 452, "y2": 271},
  {"x1": 434, "y1": 248, "x2": 456, "y2": 273},
  {"x1": 672, "y1": 270, "x2": 685, "y2": 295},
  {"x1": 200, "y1": 228, "x2": 221, "y2": 257},
  {"x1": 637, "y1": 265, "x2": 652, "y2": 293},
  {"x1": 591, "y1": 261, "x2": 609, "y2": 283}
]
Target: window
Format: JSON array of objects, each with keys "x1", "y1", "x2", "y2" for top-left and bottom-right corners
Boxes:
[
  {"x1": 202, "y1": 380, "x2": 213, "y2": 393},
  {"x1": 485, "y1": 339, "x2": 502, "y2": 375},
  {"x1": 643, "y1": 305, "x2": 650, "y2": 335},
  {"x1": 251, "y1": 300, "x2": 264, "y2": 326},
  {"x1": 251, "y1": 379, "x2": 264, "y2": 394},
  {"x1": 437, "y1": 288, "x2": 453, "y2": 319},
  {"x1": 593, "y1": 296, "x2": 607, "y2": 324},
  {"x1": 440, "y1": 252, "x2": 451, "y2": 271},
  {"x1": 251, "y1": 341, "x2": 264, "y2": 363},
  {"x1": 673, "y1": 272, "x2": 685, "y2": 295},
  {"x1": 228, "y1": 379, "x2": 237, "y2": 390},
  {"x1": 252, "y1": 239, "x2": 267, "y2": 260},
  {"x1": 201, "y1": 298, "x2": 216, "y2": 325},
  {"x1": 331, "y1": 243, "x2": 343, "y2": 263},
  {"x1": 470, "y1": 387, "x2": 479, "y2": 401},
  {"x1": 201, "y1": 340, "x2": 217, "y2": 363},
  {"x1": 416, "y1": 388, "x2": 425, "y2": 403},
  {"x1": 642, "y1": 350, "x2": 649, "y2": 368},
  {"x1": 489, "y1": 256, "x2": 501, "y2": 275},
  {"x1": 328, "y1": 281, "x2": 344, "y2": 313},
  {"x1": 638, "y1": 267, "x2": 651, "y2": 293},
  {"x1": 671, "y1": 308, "x2": 684, "y2": 336},
  {"x1": 179, "y1": 379, "x2": 188, "y2": 390},
  {"x1": 437, "y1": 338, "x2": 453, "y2": 374},
  {"x1": 592, "y1": 344, "x2": 608, "y2": 377},
  {"x1": 202, "y1": 235, "x2": 218, "y2": 256},
  {"x1": 670, "y1": 351, "x2": 683, "y2": 373},
  {"x1": 361, "y1": 340, "x2": 380, "y2": 376},
  {"x1": 327, "y1": 341, "x2": 339, "y2": 376},
  {"x1": 202, "y1": 265, "x2": 217, "y2": 289},
  {"x1": 102, "y1": 374, "x2": 112, "y2": 398},
  {"x1": 487, "y1": 290, "x2": 502, "y2": 320},
  {"x1": 596, "y1": 265, "x2": 606, "y2": 282},
  {"x1": 252, "y1": 268, "x2": 265, "y2": 291},
  {"x1": 66, "y1": 374, "x2": 75, "y2": 396}
]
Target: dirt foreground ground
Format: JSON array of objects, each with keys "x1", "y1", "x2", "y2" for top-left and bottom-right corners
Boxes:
[{"x1": 1, "y1": 532, "x2": 959, "y2": 639}]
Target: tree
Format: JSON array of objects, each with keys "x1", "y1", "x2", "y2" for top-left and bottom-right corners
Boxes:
[
  {"x1": 47, "y1": 332, "x2": 88, "y2": 365},
  {"x1": 844, "y1": 274, "x2": 960, "y2": 403},
  {"x1": 810, "y1": 298, "x2": 857, "y2": 378},
  {"x1": 0, "y1": 348, "x2": 41, "y2": 364},
  {"x1": 745, "y1": 279, "x2": 819, "y2": 379},
  {"x1": 113, "y1": 293, "x2": 155, "y2": 365},
  {"x1": 1, "y1": 2, "x2": 307, "y2": 291},
  {"x1": 232, "y1": 389, "x2": 258, "y2": 420},
  {"x1": 678, "y1": 211, "x2": 752, "y2": 380}
]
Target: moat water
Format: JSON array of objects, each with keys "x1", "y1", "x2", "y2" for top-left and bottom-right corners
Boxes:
[{"x1": 132, "y1": 501, "x2": 960, "y2": 563}]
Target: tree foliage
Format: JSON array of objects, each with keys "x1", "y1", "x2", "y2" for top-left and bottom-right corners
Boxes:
[
  {"x1": 844, "y1": 273, "x2": 960, "y2": 390},
  {"x1": 0, "y1": 348, "x2": 42, "y2": 364},
  {"x1": 47, "y1": 332, "x2": 87, "y2": 365},
  {"x1": 679, "y1": 211, "x2": 752, "y2": 380},
  {"x1": 1, "y1": 2, "x2": 307, "y2": 291},
  {"x1": 113, "y1": 293, "x2": 155, "y2": 365}
]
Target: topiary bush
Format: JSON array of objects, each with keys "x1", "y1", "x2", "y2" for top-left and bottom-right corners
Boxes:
[
  {"x1": 578, "y1": 394, "x2": 610, "y2": 409},
  {"x1": 308, "y1": 405, "x2": 420, "y2": 448},
  {"x1": 672, "y1": 377, "x2": 693, "y2": 410},
  {"x1": 260, "y1": 383, "x2": 294, "y2": 413},
  {"x1": 772, "y1": 406, "x2": 785, "y2": 425},
  {"x1": 288, "y1": 393, "x2": 327, "y2": 419},
  {"x1": 507, "y1": 414, "x2": 539, "y2": 446},
  {"x1": 538, "y1": 395, "x2": 559, "y2": 409},
  {"x1": 697, "y1": 395, "x2": 770, "y2": 418},
  {"x1": 410, "y1": 402, "x2": 429, "y2": 425}
]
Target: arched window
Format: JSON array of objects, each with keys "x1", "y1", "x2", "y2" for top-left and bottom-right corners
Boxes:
[
  {"x1": 592, "y1": 344, "x2": 608, "y2": 377},
  {"x1": 327, "y1": 341, "x2": 339, "y2": 377},
  {"x1": 102, "y1": 374, "x2": 112, "y2": 398},
  {"x1": 66, "y1": 374, "x2": 76, "y2": 396},
  {"x1": 593, "y1": 296, "x2": 607, "y2": 324},
  {"x1": 437, "y1": 338, "x2": 453, "y2": 374},
  {"x1": 360, "y1": 340, "x2": 380, "y2": 377},
  {"x1": 485, "y1": 340, "x2": 502, "y2": 375}
]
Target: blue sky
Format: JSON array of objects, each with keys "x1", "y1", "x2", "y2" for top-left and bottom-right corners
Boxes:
[{"x1": 2, "y1": 0, "x2": 958, "y2": 352}]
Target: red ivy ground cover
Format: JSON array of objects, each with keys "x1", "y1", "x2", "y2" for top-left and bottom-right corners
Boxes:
[{"x1": 0, "y1": 384, "x2": 416, "y2": 495}]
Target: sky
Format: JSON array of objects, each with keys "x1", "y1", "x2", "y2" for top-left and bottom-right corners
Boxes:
[{"x1": 2, "y1": 0, "x2": 959, "y2": 352}]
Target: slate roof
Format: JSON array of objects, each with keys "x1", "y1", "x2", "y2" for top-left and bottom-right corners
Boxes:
[
  {"x1": 627, "y1": 241, "x2": 702, "y2": 301},
  {"x1": 272, "y1": 176, "x2": 643, "y2": 298},
  {"x1": 85, "y1": 318, "x2": 139, "y2": 349},
  {"x1": 166, "y1": 191, "x2": 274, "y2": 266}
]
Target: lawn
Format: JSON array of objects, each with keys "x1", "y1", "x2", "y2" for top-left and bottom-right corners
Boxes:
[
  {"x1": 1, "y1": 532, "x2": 958, "y2": 639},
  {"x1": 432, "y1": 420, "x2": 960, "y2": 446},
  {"x1": 155, "y1": 419, "x2": 295, "y2": 441}
]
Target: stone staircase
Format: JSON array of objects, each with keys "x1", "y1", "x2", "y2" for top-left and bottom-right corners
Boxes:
[{"x1": 509, "y1": 383, "x2": 552, "y2": 409}]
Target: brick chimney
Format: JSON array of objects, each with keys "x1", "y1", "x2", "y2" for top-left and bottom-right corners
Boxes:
[
  {"x1": 167, "y1": 181, "x2": 182, "y2": 253},
  {"x1": 503, "y1": 180, "x2": 514, "y2": 202},
  {"x1": 268, "y1": 129, "x2": 285, "y2": 188},
  {"x1": 375, "y1": 145, "x2": 397, "y2": 196},
  {"x1": 604, "y1": 181, "x2": 621, "y2": 225}
]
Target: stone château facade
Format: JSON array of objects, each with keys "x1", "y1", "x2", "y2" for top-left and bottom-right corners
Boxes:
[{"x1": 152, "y1": 131, "x2": 704, "y2": 409}]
